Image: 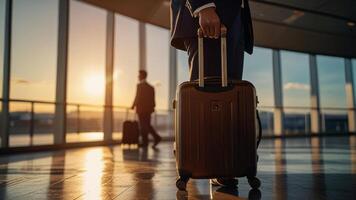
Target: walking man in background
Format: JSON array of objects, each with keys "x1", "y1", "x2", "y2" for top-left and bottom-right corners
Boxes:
[{"x1": 131, "y1": 70, "x2": 162, "y2": 148}]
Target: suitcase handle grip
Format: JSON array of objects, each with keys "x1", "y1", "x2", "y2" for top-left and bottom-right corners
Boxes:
[{"x1": 197, "y1": 25, "x2": 228, "y2": 87}]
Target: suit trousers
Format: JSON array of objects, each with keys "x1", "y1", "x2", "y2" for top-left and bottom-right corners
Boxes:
[
  {"x1": 183, "y1": 12, "x2": 245, "y2": 81},
  {"x1": 138, "y1": 113, "x2": 160, "y2": 145}
]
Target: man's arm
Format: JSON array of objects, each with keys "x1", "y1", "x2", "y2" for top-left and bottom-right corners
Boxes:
[
  {"x1": 153, "y1": 88, "x2": 156, "y2": 109},
  {"x1": 187, "y1": 0, "x2": 221, "y2": 38},
  {"x1": 131, "y1": 85, "x2": 139, "y2": 109}
]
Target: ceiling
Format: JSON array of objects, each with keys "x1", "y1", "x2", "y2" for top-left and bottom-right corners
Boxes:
[{"x1": 80, "y1": 0, "x2": 356, "y2": 57}]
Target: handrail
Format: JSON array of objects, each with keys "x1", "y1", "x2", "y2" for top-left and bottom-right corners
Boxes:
[
  {"x1": 258, "y1": 105, "x2": 350, "y2": 111},
  {"x1": 1, "y1": 98, "x2": 352, "y2": 112},
  {"x1": 0, "y1": 98, "x2": 174, "y2": 113}
]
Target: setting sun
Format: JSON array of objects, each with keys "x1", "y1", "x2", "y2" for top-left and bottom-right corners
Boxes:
[{"x1": 84, "y1": 74, "x2": 105, "y2": 97}]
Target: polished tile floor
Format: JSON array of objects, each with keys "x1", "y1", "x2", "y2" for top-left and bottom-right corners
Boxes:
[{"x1": 0, "y1": 136, "x2": 355, "y2": 200}]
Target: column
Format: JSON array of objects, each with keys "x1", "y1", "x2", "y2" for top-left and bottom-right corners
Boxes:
[
  {"x1": 139, "y1": 22, "x2": 146, "y2": 70},
  {"x1": 345, "y1": 58, "x2": 356, "y2": 133},
  {"x1": 103, "y1": 11, "x2": 115, "y2": 141},
  {"x1": 0, "y1": 0, "x2": 12, "y2": 148},
  {"x1": 309, "y1": 54, "x2": 321, "y2": 134},
  {"x1": 272, "y1": 49, "x2": 284, "y2": 136},
  {"x1": 53, "y1": 0, "x2": 69, "y2": 145}
]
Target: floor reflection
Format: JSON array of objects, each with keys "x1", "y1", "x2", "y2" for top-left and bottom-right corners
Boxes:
[
  {"x1": 81, "y1": 148, "x2": 104, "y2": 199},
  {"x1": 350, "y1": 136, "x2": 356, "y2": 174},
  {"x1": 47, "y1": 151, "x2": 66, "y2": 199},
  {"x1": 310, "y1": 137, "x2": 327, "y2": 199},
  {"x1": 273, "y1": 139, "x2": 287, "y2": 200},
  {"x1": 0, "y1": 136, "x2": 355, "y2": 199}
]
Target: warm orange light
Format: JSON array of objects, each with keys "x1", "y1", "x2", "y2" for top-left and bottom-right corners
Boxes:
[
  {"x1": 84, "y1": 73, "x2": 105, "y2": 97},
  {"x1": 82, "y1": 148, "x2": 104, "y2": 199}
]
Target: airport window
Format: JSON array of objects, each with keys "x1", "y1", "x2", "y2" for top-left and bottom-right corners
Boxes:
[
  {"x1": 67, "y1": 0, "x2": 106, "y2": 105},
  {"x1": 244, "y1": 47, "x2": 274, "y2": 107},
  {"x1": 177, "y1": 50, "x2": 190, "y2": 85},
  {"x1": 317, "y1": 56, "x2": 347, "y2": 108},
  {"x1": 281, "y1": 51, "x2": 310, "y2": 134},
  {"x1": 281, "y1": 51, "x2": 310, "y2": 107},
  {"x1": 113, "y1": 15, "x2": 139, "y2": 107},
  {"x1": 352, "y1": 59, "x2": 356, "y2": 99},
  {"x1": 317, "y1": 55, "x2": 347, "y2": 133},
  {"x1": 0, "y1": 0, "x2": 5, "y2": 98},
  {"x1": 146, "y1": 24, "x2": 170, "y2": 110},
  {"x1": 10, "y1": 0, "x2": 58, "y2": 101},
  {"x1": 9, "y1": 0, "x2": 58, "y2": 147},
  {"x1": 146, "y1": 24, "x2": 172, "y2": 137},
  {"x1": 243, "y1": 47, "x2": 274, "y2": 135},
  {"x1": 112, "y1": 14, "x2": 139, "y2": 139},
  {"x1": 67, "y1": 0, "x2": 106, "y2": 141}
]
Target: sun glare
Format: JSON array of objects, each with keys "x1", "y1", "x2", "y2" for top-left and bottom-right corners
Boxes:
[{"x1": 84, "y1": 74, "x2": 105, "y2": 97}]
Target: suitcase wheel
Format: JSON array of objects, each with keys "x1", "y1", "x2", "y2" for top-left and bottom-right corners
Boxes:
[
  {"x1": 248, "y1": 189, "x2": 262, "y2": 200},
  {"x1": 247, "y1": 176, "x2": 261, "y2": 189},
  {"x1": 176, "y1": 177, "x2": 189, "y2": 191}
]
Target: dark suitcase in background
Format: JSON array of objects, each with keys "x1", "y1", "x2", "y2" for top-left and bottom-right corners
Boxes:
[
  {"x1": 174, "y1": 27, "x2": 262, "y2": 190},
  {"x1": 122, "y1": 120, "x2": 140, "y2": 145}
]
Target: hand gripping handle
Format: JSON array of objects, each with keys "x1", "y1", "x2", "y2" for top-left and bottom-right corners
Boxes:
[{"x1": 197, "y1": 26, "x2": 228, "y2": 87}]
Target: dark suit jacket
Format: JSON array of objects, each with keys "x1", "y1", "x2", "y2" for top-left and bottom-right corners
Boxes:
[
  {"x1": 132, "y1": 81, "x2": 155, "y2": 114},
  {"x1": 170, "y1": 0, "x2": 254, "y2": 54}
]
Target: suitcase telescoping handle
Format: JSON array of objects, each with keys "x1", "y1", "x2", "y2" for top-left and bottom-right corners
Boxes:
[{"x1": 197, "y1": 25, "x2": 228, "y2": 87}]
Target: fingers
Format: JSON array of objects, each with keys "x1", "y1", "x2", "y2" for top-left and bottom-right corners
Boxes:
[
  {"x1": 198, "y1": 8, "x2": 221, "y2": 38},
  {"x1": 206, "y1": 24, "x2": 214, "y2": 38},
  {"x1": 200, "y1": 20, "x2": 221, "y2": 38},
  {"x1": 201, "y1": 21, "x2": 220, "y2": 38},
  {"x1": 214, "y1": 22, "x2": 220, "y2": 38},
  {"x1": 201, "y1": 24, "x2": 209, "y2": 38}
]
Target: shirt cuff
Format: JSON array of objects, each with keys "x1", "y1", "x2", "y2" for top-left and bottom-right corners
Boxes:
[{"x1": 193, "y1": 3, "x2": 216, "y2": 17}]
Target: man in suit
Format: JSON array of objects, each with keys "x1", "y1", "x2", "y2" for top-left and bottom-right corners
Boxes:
[
  {"x1": 170, "y1": 0, "x2": 254, "y2": 187},
  {"x1": 131, "y1": 70, "x2": 162, "y2": 148},
  {"x1": 170, "y1": 0, "x2": 253, "y2": 80}
]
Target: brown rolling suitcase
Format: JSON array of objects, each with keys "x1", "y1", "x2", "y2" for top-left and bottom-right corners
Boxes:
[
  {"x1": 122, "y1": 120, "x2": 140, "y2": 145},
  {"x1": 174, "y1": 27, "x2": 262, "y2": 190}
]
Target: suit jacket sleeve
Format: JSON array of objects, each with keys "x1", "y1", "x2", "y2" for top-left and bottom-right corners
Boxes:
[
  {"x1": 186, "y1": 0, "x2": 213, "y2": 13},
  {"x1": 153, "y1": 88, "x2": 156, "y2": 108},
  {"x1": 132, "y1": 85, "x2": 139, "y2": 108}
]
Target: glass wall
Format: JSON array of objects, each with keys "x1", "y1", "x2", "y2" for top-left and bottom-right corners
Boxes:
[
  {"x1": 244, "y1": 47, "x2": 274, "y2": 106},
  {"x1": 112, "y1": 14, "x2": 139, "y2": 139},
  {"x1": 244, "y1": 47, "x2": 274, "y2": 135},
  {"x1": 1, "y1": 0, "x2": 356, "y2": 148},
  {"x1": 0, "y1": 0, "x2": 5, "y2": 98},
  {"x1": 352, "y1": 59, "x2": 356, "y2": 97},
  {"x1": 146, "y1": 24, "x2": 169, "y2": 110},
  {"x1": 9, "y1": 0, "x2": 58, "y2": 147},
  {"x1": 281, "y1": 51, "x2": 310, "y2": 134},
  {"x1": 67, "y1": 0, "x2": 106, "y2": 105},
  {"x1": 113, "y1": 15, "x2": 139, "y2": 107},
  {"x1": 10, "y1": 0, "x2": 58, "y2": 101},
  {"x1": 146, "y1": 24, "x2": 170, "y2": 137},
  {"x1": 317, "y1": 55, "x2": 347, "y2": 133},
  {"x1": 67, "y1": 0, "x2": 106, "y2": 141},
  {"x1": 177, "y1": 50, "x2": 189, "y2": 84},
  {"x1": 0, "y1": 2, "x2": 5, "y2": 146},
  {"x1": 281, "y1": 51, "x2": 310, "y2": 107}
]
